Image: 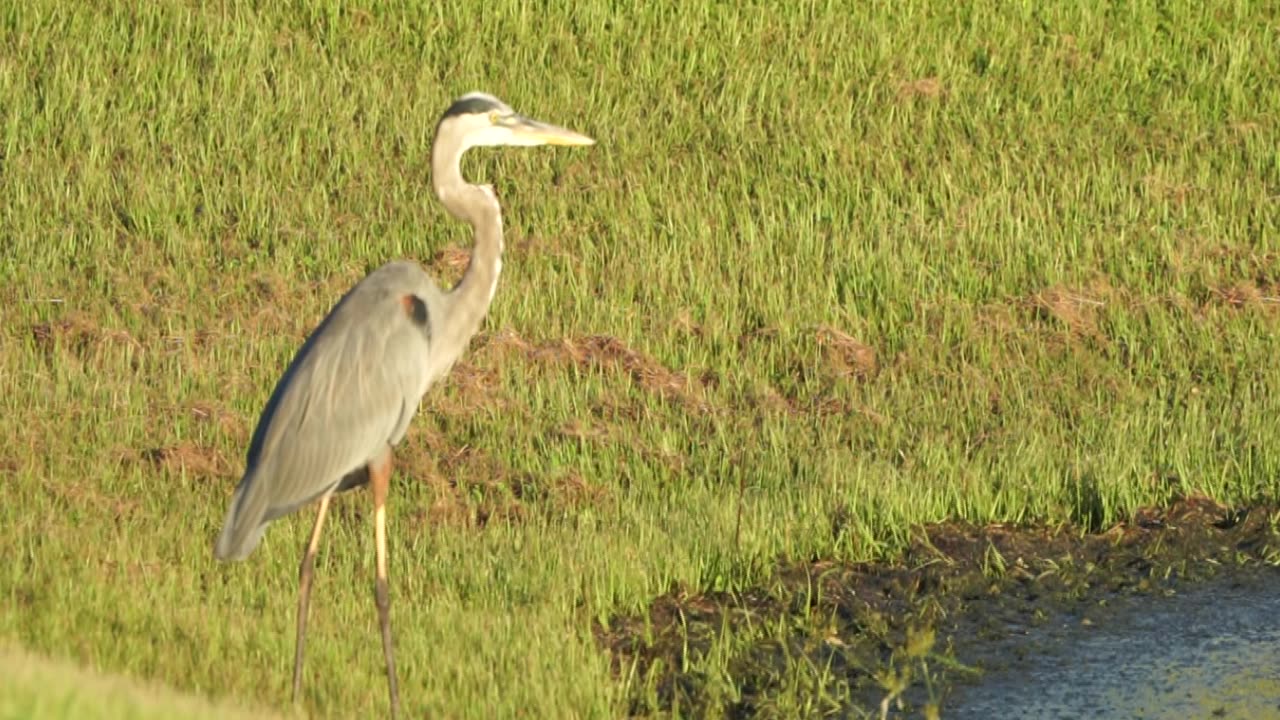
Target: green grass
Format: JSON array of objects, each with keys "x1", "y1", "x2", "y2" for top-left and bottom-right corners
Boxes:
[
  {"x1": 0, "y1": 644, "x2": 282, "y2": 720},
  {"x1": 1, "y1": 0, "x2": 1278, "y2": 716}
]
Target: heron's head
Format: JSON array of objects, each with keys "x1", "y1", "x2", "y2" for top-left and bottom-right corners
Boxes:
[{"x1": 436, "y1": 91, "x2": 595, "y2": 151}]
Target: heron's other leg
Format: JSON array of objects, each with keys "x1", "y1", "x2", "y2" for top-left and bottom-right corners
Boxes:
[
  {"x1": 292, "y1": 493, "x2": 332, "y2": 704},
  {"x1": 370, "y1": 448, "x2": 400, "y2": 719}
]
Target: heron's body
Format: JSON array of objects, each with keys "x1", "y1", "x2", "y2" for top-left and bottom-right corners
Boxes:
[
  {"x1": 215, "y1": 261, "x2": 452, "y2": 560},
  {"x1": 211, "y1": 91, "x2": 593, "y2": 718}
]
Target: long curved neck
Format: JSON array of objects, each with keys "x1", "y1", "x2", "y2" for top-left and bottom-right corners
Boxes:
[{"x1": 431, "y1": 134, "x2": 504, "y2": 345}]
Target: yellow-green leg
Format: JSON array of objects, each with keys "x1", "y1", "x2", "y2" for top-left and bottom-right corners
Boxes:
[
  {"x1": 370, "y1": 450, "x2": 400, "y2": 719},
  {"x1": 292, "y1": 493, "x2": 332, "y2": 704}
]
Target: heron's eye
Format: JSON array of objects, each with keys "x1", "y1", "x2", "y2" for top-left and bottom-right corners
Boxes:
[{"x1": 488, "y1": 111, "x2": 500, "y2": 125}]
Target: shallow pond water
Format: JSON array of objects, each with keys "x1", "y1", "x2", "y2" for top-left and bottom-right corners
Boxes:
[{"x1": 946, "y1": 570, "x2": 1280, "y2": 719}]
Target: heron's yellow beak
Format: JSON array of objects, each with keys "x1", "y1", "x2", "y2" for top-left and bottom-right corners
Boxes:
[{"x1": 508, "y1": 116, "x2": 595, "y2": 146}]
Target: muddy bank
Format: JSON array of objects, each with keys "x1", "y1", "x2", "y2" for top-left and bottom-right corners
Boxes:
[{"x1": 596, "y1": 496, "x2": 1280, "y2": 717}]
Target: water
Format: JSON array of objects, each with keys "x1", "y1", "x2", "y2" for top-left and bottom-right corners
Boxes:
[{"x1": 946, "y1": 571, "x2": 1280, "y2": 719}]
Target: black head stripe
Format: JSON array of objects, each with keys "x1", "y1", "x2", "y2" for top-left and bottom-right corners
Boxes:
[{"x1": 441, "y1": 94, "x2": 502, "y2": 120}]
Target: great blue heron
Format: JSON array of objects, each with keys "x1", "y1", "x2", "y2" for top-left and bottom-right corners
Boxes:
[{"x1": 213, "y1": 91, "x2": 594, "y2": 718}]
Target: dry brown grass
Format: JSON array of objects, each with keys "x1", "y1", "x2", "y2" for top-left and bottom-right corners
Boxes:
[
  {"x1": 488, "y1": 330, "x2": 715, "y2": 415},
  {"x1": 399, "y1": 441, "x2": 609, "y2": 532},
  {"x1": 437, "y1": 360, "x2": 505, "y2": 415},
  {"x1": 1025, "y1": 283, "x2": 1111, "y2": 340},
  {"x1": 427, "y1": 245, "x2": 472, "y2": 287},
  {"x1": 555, "y1": 418, "x2": 613, "y2": 442},
  {"x1": 1209, "y1": 281, "x2": 1280, "y2": 311},
  {"x1": 49, "y1": 479, "x2": 142, "y2": 520},
  {"x1": 896, "y1": 76, "x2": 945, "y2": 101},
  {"x1": 816, "y1": 325, "x2": 878, "y2": 380},
  {"x1": 30, "y1": 316, "x2": 141, "y2": 360},
  {"x1": 740, "y1": 325, "x2": 881, "y2": 418},
  {"x1": 130, "y1": 442, "x2": 234, "y2": 481},
  {"x1": 187, "y1": 401, "x2": 248, "y2": 438},
  {"x1": 671, "y1": 309, "x2": 704, "y2": 338},
  {"x1": 1141, "y1": 172, "x2": 1196, "y2": 206}
]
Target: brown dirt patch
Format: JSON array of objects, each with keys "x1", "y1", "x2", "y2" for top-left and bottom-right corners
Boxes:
[
  {"x1": 399, "y1": 441, "x2": 609, "y2": 532},
  {"x1": 437, "y1": 360, "x2": 504, "y2": 415},
  {"x1": 30, "y1": 316, "x2": 140, "y2": 361},
  {"x1": 543, "y1": 470, "x2": 610, "y2": 516},
  {"x1": 1141, "y1": 172, "x2": 1196, "y2": 205},
  {"x1": 897, "y1": 77, "x2": 945, "y2": 101},
  {"x1": 126, "y1": 442, "x2": 235, "y2": 481},
  {"x1": 49, "y1": 480, "x2": 141, "y2": 520},
  {"x1": 735, "y1": 324, "x2": 878, "y2": 418},
  {"x1": 488, "y1": 331, "x2": 714, "y2": 415},
  {"x1": 187, "y1": 401, "x2": 247, "y2": 439},
  {"x1": 249, "y1": 271, "x2": 289, "y2": 303},
  {"x1": 671, "y1": 310, "x2": 704, "y2": 338},
  {"x1": 1210, "y1": 280, "x2": 1280, "y2": 311},
  {"x1": 555, "y1": 418, "x2": 613, "y2": 442},
  {"x1": 1023, "y1": 283, "x2": 1111, "y2": 339},
  {"x1": 427, "y1": 245, "x2": 471, "y2": 287},
  {"x1": 735, "y1": 323, "x2": 778, "y2": 351},
  {"x1": 816, "y1": 325, "x2": 878, "y2": 380}
]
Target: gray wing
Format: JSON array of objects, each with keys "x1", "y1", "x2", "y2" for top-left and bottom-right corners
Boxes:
[{"x1": 215, "y1": 261, "x2": 440, "y2": 560}]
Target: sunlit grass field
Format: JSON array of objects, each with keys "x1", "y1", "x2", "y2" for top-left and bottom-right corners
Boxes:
[
  {"x1": 1, "y1": 0, "x2": 1277, "y2": 717},
  {"x1": 0, "y1": 644, "x2": 281, "y2": 720}
]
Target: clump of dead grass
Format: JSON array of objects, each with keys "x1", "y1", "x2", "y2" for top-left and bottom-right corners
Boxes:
[
  {"x1": 49, "y1": 479, "x2": 142, "y2": 520},
  {"x1": 733, "y1": 324, "x2": 874, "y2": 418},
  {"x1": 427, "y1": 245, "x2": 471, "y2": 287},
  {"x1": 1210, "y1": 281, "x2": 1280, "y2": 311},
  {"x1": 488, "y1": 331, "x2": 714, "y2": 414},
  {"x1": 1023, "y1": 283, "x2": 1111, "y2": 340},
  {"x1": 816, "y1": 325, "x2": 878, "y2": 380},
  {"x1": 399, "y1": 441, "x2": 610, "y2": 533},
  {"x1": 896, "y1": 76, "x2": 945, "y2": 101},
  {"x1": 187, "y1": 401, "x2": 247, "y2": 440},
  {"x1": 1140, "y1": 172, "x2": 1196, "y2": 206},
  {"x1": 30, "y1": 316, "x2": 141, "y2": 361},
  {"x1": 555, "y1": 418, "x2": 613, "y2": 442},
  {"x1": 437, "y1": 360, "x2": 504, "y2": 415},
  {"x1": 671, "y1": 309, "x2": 704, "y2": 338},
  {"x1": 124, "y1": 442, "x2": 234, "y2": 480}
]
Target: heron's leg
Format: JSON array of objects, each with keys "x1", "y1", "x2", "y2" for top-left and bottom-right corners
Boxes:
[
  {"x1": 292, "y1": 493, "x2": 332, "y2": 704},
  {"x1": 371, "y1": 449, "x2": 400, "y2": 719}
]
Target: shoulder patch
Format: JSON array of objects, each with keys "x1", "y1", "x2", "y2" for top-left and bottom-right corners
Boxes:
[{"x1": 400, "y1": 294, "x2": 431, "y2": 338}]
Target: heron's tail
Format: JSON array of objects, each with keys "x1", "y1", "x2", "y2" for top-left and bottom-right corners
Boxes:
[{"x1": 214, "y1": 468, "x2": 272, "y2": 561}]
